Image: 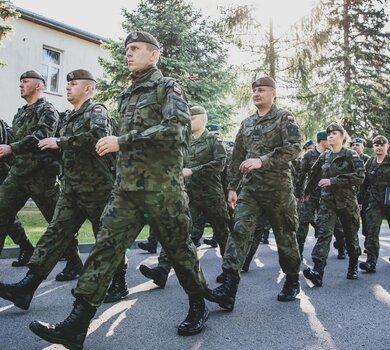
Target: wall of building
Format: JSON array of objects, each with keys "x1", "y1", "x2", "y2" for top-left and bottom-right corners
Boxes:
[{"x1": 0, "y1": 18, "x2": 109, "y2": 124}]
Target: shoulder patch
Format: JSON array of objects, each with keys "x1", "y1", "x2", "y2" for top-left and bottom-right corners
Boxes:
[
  {"x1": 173, "y1": 85, "x2": 182, "y2": 95},
  {"x1": 352, "y1": 153, "x2": 359, "y2": 158},
  {"x1": 93, "y1": 107, "x2": 103, "y2": 113},
  {"x1": 48, "y1": 107, "x2": 55, "y2": 113},
  {"x1": 216, "y1": 137, "x2": 223, "y2": 142},
  {"x1": 287, "y1": 115, "x2": 295, "y2": 122}
]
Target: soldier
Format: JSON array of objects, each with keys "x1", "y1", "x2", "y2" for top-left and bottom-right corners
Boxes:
[
  {"x1": 28, "y1": 31, "x2": 209, "y2": 349},
  {"x1": 204, "y1": 76, "x2": 302, "y2": 312},
  {"x1": 139, "y1": 105, "x2": 230, "y2": 287},
  {"x1": 0, "y1": 70, "x2": 80, "y2": 275},
  {"x1": 0, "y1": 69, "x2": 125, "y2": 309},
  {"x1": 303, "y1": 123, "x2": 364, "y2": 287},
  {"x1": 359, "y1": 135, "x2": 390, "y2": 273},
  {"x1": 137, "y1": 226, "x2": 158, "y2": 253},
  {"x1": 303, "y1": 139, "x2": 314, "y2": 152},
  {"x1": 0, "y1": 118, "x2": 32, "y2": 266}
]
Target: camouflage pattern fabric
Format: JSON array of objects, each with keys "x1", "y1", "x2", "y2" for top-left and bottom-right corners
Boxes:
[
  {"x1": 72, "y1": 70, "x2": 207, "y2": 306},
  {"x1": 223, "y1": 105, "x2": 302, "y2": 275},
  {"x1": 305, "y1": 148, "x2": 364, "y2": 263}
]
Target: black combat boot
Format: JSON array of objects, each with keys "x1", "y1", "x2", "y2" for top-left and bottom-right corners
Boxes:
[
  {"x1": 12, "y1": 239, "x2": 34, "y2": 267},
  {"x1": 203, "y1": 238, "x2": 218, "y2": 248},
  {"x1": 103, "y1": 266, "x2": 129, "y2": 303},
  {"x1": 303, "y1": 261, "x2": 325, "y2": 287},
  {"x1": 137, "y1": 241, "x2": 157, "y2": 254},
  {"x1": 29, "y1": 298, "x2": 97, "y2": 350},
  {"x1": 177, "y1": 294, "x2": 209, "y2": 336},
  {"x1": 204, "y1": 269, "x2": 240, "y2": 311},
  {"x1": 337, "y1": 246, "x2": 346, "y2": 260},
  {"x1": 215, "y1": 270, "x2": 226, "y2": 283},
  {"x1": 139, "y1": 264, "x2": 168, "y2": 288},
  {"x1": 277, "y1": 274, "x2": 300, "y2": 301},
  {"x1": 346, "y1": 257, "x2": 358, "y2": 280},
  {"x1": 241, "y1": 256, "x2": 251, "y2": 272},
  {"x1": 56, "y1": 257, "x2": 83, "y2": 282},
  {"x1": 0, "y1": 270, "x2": 44, "y2": 310},
  {"x1": 261, "y1": 230, "x2": 270, "y2": 244},
  {"x1": 359, "y1": 260, "x2": 376, "y2": 273}
]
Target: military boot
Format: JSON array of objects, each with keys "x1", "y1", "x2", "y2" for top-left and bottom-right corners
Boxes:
[
  {"x1": 298, "y1": 243, "x2": 304, "y2": 260},
  {"x1": 204, "y1": 269, "x2": 240, "y2": 311},
  {"x1": 55, "y1": 257, "x2": 83, "y2": 282},
  {"x1": 12, "y1": 239, "x2": 34, "y2": 267},
  {"x1": 103, "y1": 266, "x2": 129, "y2": 303},
  {"x1": 137, "y1": 241, "x2": 157, "y2": 254},
  {"x1": 215, "y1": 270, "x2": 226, "y2": 283},
  {"x1": 337, "y1": 246, "x2": 346, "y2": 260},
  {"x1": 303, "y1": 261, "x2": 325, "y2": 287},
  {"x1": 0, "y1": 271, "x2": 44, "y2": 310},
  {"x1": 277, "y1": 274, "x2": 300, "y2": 302},
  {"x1": 203, "y1": 238, "x2": 217, "y2": 248},
  {"x1": 139, "y1": 264, "x2": 168, "y2": 288},
  {"x1": 346, "y1": 257, "x2": 358, "y2": 280},
  {"x1": 29, "y1": 298, "x2": 96, "y2": 350},
  {"x1": 241, "y1": 256, "x2": 251, "y2": 272},
  {"x1": 359, "y1": 260, "x2": 376, "y2": 273},
  {"x1": 261, "y1": 230, "x2": 270, "y2": 244},
  {"x1": 177, "y1": 294, "x2": 209, "y2": 336}
]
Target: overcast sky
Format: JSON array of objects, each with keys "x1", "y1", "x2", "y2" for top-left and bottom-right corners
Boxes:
[{"x1": 12, "y1": 0, "x2": 319, "y2": 39}]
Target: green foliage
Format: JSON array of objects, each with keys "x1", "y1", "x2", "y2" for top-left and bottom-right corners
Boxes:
[
  {"x1": 96, "y1": 0, "x2": 235, "y2": 132},
  {"x1": 0, "y1": 0, "x2": 19, "y2": 67}
]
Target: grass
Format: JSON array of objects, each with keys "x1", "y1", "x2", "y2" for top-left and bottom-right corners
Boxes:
[{"x1": 4, "y1": 210, "x2": 213, "y2": 247}]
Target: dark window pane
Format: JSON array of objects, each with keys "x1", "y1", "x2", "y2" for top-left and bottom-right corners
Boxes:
[{"x1": 50, "y1": 67, "x2": 59, "y2": 93}]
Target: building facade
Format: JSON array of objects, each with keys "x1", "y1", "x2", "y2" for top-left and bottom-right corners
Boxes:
[{"x1": 0, "y1": 7, "x2": 109, "y2": 123}]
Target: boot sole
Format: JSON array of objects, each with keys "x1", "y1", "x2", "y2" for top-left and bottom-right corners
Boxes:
[
  {"x1": 177, "y1": 309, "x2": 209, "y2": 336},
  {"x1": 204, "y1": 292, "x2": 234, "y2": 311},
  {"x1": 139, "y1": 266, "x2": 166, "y2": 288},
  {"x1": 29, "y1": 321, "x2": 83, "y2": 350},
  {"x1": 303, "y1": 269, "x2": 323, "y2": 287},
  {"x1": 103, "y1": 289, "x2": 129, "y2": 303},
  {"x1": 0, "y1": 290, "x2": 31, "y2": 310}
]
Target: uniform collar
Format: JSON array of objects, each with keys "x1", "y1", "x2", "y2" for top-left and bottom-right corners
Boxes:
[{"x1": 255, "y1": 104, "x2": 277, "y2": 122}]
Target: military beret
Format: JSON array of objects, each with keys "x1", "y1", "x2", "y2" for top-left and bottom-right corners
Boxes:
[
  {"x1": 303, "y1": 139, "x2": 314, "y2": 149},
  {"x1": 316, "y1": 130, "x2": 328, "y2": 142},
  {"x1": 326, "y1": 123, "x2": 345, "y2": 134},
  {"x1": 350, "y1": 137, "x2": 365, "y2": 146},
  {"x1": 373, "y1": 135, "x2": 388, "y2": 145},
  {"x1": 124, "y1": 31, "x2": 160, "y2": 49},
  {"x1": 20, "y1": 70, "x2": 45, "y2": 84},
  {"x1": 66, "y1": 69, "x2": 96, "y2": 82},
  {"x1": 190, "y1": 106, "x2": 207, "y2": 116},
  {"x1": 252, "y1": 76, "x2": 276, "y2": 89},
  {"x1": 206, "y1": 124, "x2": 221, "y2": 132}
]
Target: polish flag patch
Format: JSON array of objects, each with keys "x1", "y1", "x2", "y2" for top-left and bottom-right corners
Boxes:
[
  {"x1": 173, "y1": 86, "x2": 182, "y2": 95},
  {"x1": 93, "y1": 107, "x2": 102, "y2": 113},
  {"x1": 48, "y1": 107, "x2": 55, "y2": 113}
]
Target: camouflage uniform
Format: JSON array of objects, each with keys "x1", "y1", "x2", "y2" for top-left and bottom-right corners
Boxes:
[
  {"x1": 0, "y1": 119, "x2": 27, "y2": 251},
  {"x1": 72, "y1": 69, "x2": 207, "y2": 306},
  {"x1": 222, "y1": 104, "x2": 302, "y2": 276},
  {"x1": 28, "y1": 100, "x2": 115, "y2": 277},
  {"x1": 0, "y1": 98, "x2": 79, "y2": 260},
  {"x1": 358, "y1": 153, "x2": 370, "y2": 240},
  {"x1": 361, "y1": 155, "x2": 390, "y2": 265},
  {"x1": 304, "y1": 148, "x2": 364, "y2": 264}
]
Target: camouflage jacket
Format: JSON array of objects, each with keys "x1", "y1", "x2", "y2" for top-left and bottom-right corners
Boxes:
[
  {"x1": 360, "y1": 155, "x2": 390, "y2": 205},
  {"x1": 0, "y1": 118, "x2": 14, "y2": 181},
  {"x1": 295, "y1": 147, "x2": 322, "y2": 199},
  {"x1": 57, "y1": 100, "x2": 114, "y2": 194},
  {"x1": 227, "y1": 104, "x2": 301, "y2": 192},
  {"x1": 10, "y1": 98, "x2": 60, "y2": 177},
  {"x1": 305, "y1": 148, "x2": 365, "y2": 209},
  {"x1": 185, "y1": 129, "x2": 226, "y2": 195},
  {"x1": 116, "y1": 70, "x2": 191, "y2": 191}
]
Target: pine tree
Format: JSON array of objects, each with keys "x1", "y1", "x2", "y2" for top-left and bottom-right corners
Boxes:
[{"x1": 0, "y1": 0, "x2": 20, "y2": 67}]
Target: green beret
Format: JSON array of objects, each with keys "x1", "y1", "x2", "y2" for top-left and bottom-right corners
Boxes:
[
  {"x1": 190, "y1": 106, "x2": 207, "y2": 116},
  {"x1": 350, "y1": 137, "x2": 365, "y2": 146},
  {"x1": 252, "y1": 76, "x2": 276, "y2": 89},
  {"x1": 20, "y1": 70, "x2": 45, "y2": 84},
  {"x1": 66, "y1": 69, "x2": 96, "y2": 82},
  {"x1": 124, "y1": 31, "x2": 160, "y2": 49},
  {"x1": 373, "y1": 135, "x2": 388, "y2": 145},
  {"x1": 326, "y1": 123, "x2": 345, "y2": 134},
  {"x1": 206, "y1": 124, "x2": 221, "y2": 132},
  {"x1": 303, "y1": 139, "x2": 314, "y2": 148},
  {"x1": 316, "y1": 130, "x2": 328, "y2": 142}
]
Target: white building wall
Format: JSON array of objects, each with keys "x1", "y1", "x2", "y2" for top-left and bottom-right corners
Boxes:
[{"x1": 0, "y1": 18, "x2": 109, "y2": 124}]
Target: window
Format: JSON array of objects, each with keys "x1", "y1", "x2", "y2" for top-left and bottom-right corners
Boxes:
[{"x1": 41, "y1": 47, "x2": 61, "y2": 93}]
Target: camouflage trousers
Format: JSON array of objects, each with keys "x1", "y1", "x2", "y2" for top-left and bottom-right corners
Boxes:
[
  {"x1": 222, "y1": 187, "x2": 301, "y2": 276},
  {"x1": 28, "y1": 189, "x2": 112, "y2": 277},
  {"x1": 312, "y1": 198, "x2": 361, "y2": 263},
  {"x1": 73, "y1": 187, "x2": 207, "y2": 306},
  {"x1": 0, "y1": 171, "x2": 79, "y2": 260},
  {"x1": 244, "y1": 219, "x2": 271, "y2": 263},
  {"x1": 365, "y1": 201, "x2": 390, "y2": 264}
]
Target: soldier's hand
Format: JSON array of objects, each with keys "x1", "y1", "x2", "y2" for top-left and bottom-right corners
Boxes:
[
  {"x1": 96, "y1": 136, "x2": 119, "y2": 156},
  {"x1": 182, "y1": 168, "x2": 192, "y2": 177},
  {"x1": 318, "y1": 178, "x2": 331, "y2": 188},
  {"x1": 0, "y1": 144, "x2": 12, "y2": 158},
  {"x1": 38, "y1": 137, "x2": 59, "y2": 150},
  {"x1": 228, "y1": 190, "x2": 238, "y2": 209},
  {"x1": 239, "y1": 158, "x2": 262, "y2": 173}
]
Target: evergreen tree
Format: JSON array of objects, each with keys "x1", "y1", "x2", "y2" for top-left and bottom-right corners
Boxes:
[
  {"x1": 0, "y1": 0, "x2": 19, "y2": 67},
  {"x1": 96, "y1": 0, "x2": 235, "y2": 131}
]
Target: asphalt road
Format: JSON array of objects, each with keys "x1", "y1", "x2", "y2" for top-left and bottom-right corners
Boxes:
[{"x1": 0, "y1": 227, "x2": 389, "y2": 350}]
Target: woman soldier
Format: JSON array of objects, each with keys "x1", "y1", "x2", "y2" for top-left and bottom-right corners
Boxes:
[{"x1": 303, "y1": 123, "x2": 365, "y2": 287}]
